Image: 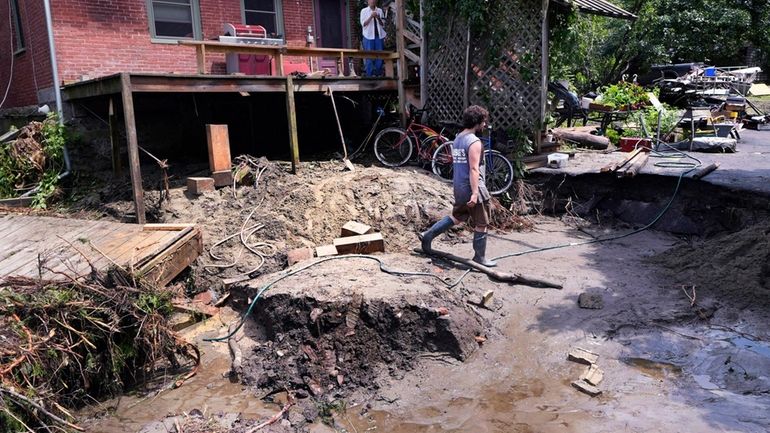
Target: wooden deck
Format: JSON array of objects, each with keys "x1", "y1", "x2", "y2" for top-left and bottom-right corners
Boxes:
[{"x1": 0, "y1": 215, "x2": 202, "y2": 286}]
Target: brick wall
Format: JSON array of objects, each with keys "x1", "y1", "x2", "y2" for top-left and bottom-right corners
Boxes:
[
  {"x1": 2, "y1": 0, "x2": 353, "y2": 109},
  {"x1": 0, "y1": 0, "x2": 54, "y2": 108}
]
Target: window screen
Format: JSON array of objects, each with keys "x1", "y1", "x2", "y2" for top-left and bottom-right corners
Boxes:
[
  {"x1": 150, "y1": 0, "x2": 198, "y2": 39},
  {"x1": 244, "y1": 0, "x2": 281, "y2": 36}
]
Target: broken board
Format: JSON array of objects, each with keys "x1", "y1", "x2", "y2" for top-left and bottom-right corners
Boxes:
[{"x1": 0, "y1": 214, "x2": 202, "y2": 286}]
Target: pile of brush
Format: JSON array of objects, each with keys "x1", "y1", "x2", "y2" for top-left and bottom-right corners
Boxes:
[{"x1": 0, "y1": 265, "x2": 199, "y2": 431}]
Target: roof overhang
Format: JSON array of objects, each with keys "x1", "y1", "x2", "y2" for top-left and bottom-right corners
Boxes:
[{"x1": 552, "y1": 0, "x2": 637, "y2": 20}]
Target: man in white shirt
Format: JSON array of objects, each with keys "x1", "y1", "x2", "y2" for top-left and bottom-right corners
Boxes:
[{"x1": 360, "y1": 0, "x2": 386, "y2": 76}]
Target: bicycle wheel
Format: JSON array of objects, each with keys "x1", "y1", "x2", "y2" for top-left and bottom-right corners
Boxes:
[
  {"x1": 374, "y1": 127, "x2": 413, "y2": 167},
  {"x1": 484, "y1": 150, "x2": 514, "y2": 196},
  {"x1": 431, "y1": 141, "x2": 454, "y2": 181}
]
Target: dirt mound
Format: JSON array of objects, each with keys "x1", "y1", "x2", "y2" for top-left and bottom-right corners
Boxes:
[
  {"x1": 652, "y1": 221, "x2": 770, "y2": 308},
  {"x1": 161, "y1": 159, "x2": 455, "y2": 280},
  {"x1": 230, "y1": 255, "x2": 484, "y2": 399}
]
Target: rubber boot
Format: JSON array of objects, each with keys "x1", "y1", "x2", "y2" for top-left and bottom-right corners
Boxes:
[
  {"x1": 472, "y1": 232, "x2": 497, "y2": 267},
  {"x1": 419, "y1": 216, "x2": 454, "y2": 253}
]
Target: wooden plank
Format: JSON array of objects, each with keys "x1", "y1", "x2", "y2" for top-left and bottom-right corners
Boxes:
[
  {"x1": 0, "y1": 197, "x2": 34, "y2": 207},
  {"x1": 395, "y1": 0, "x2": 408, "y2": 127},
  {"x1": 120, "y1": 73, "x2": 146, "y2": 224},
  {"x1": 333, "y1": 233, "x2": 385, "y2": 254},
  {"x1": 419, "y1": 0, "x2": 428, "y2": 107},
  {"x1": 138, "y1": 228, "x2": 202, "y2": 286},
  {"x1": 620, "y1": 153, "x2": 649, "y2": 178},
  {"x1": 143, "y1": 223, "x2": 196, "y2": 231},
  {"x1": 341, "y1": 221, "x2": 373, "y2": 237},
  {"x1": 276, "y1": 52, "x2": 285, "y2": 76},
  {"x1": 384, "y1": 59, "x2": 394, "y2": 78},
  {"x1": 206, "y1": 124, "x2": 232, "y2": 173},
  {"x1": 177, "y1": 40, "x2": 400, "y2": 60},
  {"x1": 109, "y1": 230, "x2": 172, "y2": 268},
  {"x1": 403, "y1": 48, "x2": 420, "y2": 64},
  {"x1": 316, "y1": 245, "x2": 338, "y2": 258},
  {"x1": 402, "y1": 29, "x2": 421, "y2": 45},
  {"x1": 196, "y1": 44, "x2": 206, "y2": 74},
  {"x1": 134, "y1": 227, "x2": 193, "y2": 268},
  {"x1": 286, "y1": 76, "x2": 300, "y2": 173},
  {"x1": 109, "y1": 98, "x2": 123, "y2": 177}
]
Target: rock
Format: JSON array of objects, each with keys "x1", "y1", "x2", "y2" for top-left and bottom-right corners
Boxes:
[
  {"x1": 303, "y1": 404, "x2": 319, "y2": 422},
  {"x1": 481, "y1": 290, "x2": 494, "y2": 307},
  {"x1": 568, "y1": 347, "x2": 599, "y2": 365},
  {"x1": 193, "y1": 290, "x2": 214, "y2": 305},
  {"x1": 572, "y1": 380, "x2": 602, "y2": 397},
  {"x1": 287, "y1": 247, "x2": 314, "y2": 266},
  {"x1": 288, "y1": 410, "x2": 306, "y2": 427},
  {"x1": 580, "y1": 364, "x2": 604, "y2": 386},
  {"x1": 578, "y1": 292, "x2": 604, "y2": 309},
  {"x1": 280, "y1": 419, "x2": 292, "y2": 428},
  {"x1": 216, "y1": 413, "x2": 241, "y2": 430}
]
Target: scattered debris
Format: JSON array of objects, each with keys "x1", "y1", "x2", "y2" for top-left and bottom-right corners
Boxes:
[
  {"x1": 571, "y1": 380, "x2": 602, "y2": 397},
  {"x1": 481, "y1": 290, "x2": 494, "y2": 307},
  {"x1": 580, "y1": 364, "x2": 605, "y2": 386},
  {"x1": 287, "y1": 247, "x2": 314, "y2": 266},
  {"x1": 341, "y1": 220, "x2": 374, "y2": 237},
  {"x1": 316, "y1": 245, "x2": 339, "y2": 258},
  {"x1": 568, "y1": 347, "x2": 599, "y2": 365}
]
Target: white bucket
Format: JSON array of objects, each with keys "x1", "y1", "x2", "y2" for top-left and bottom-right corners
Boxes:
[{"x1": 548, "y1": 153, "x2": 569, "y2": 169}]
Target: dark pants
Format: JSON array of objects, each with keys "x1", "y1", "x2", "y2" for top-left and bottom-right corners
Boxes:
[{"x1": 363, "y1": 37, "x2": 384, "y2": 77}]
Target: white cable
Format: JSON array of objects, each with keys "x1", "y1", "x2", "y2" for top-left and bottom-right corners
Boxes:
[{"x1": 0, "y1": 0, "x2": 16, "y2": 110}]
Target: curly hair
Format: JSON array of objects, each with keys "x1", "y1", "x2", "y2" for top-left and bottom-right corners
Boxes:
[{"x1": 462, "y1": 105, "x2": 489, "y2": 129}]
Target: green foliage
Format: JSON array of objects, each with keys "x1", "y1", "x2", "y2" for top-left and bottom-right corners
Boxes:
[
  {"x1": 597, "y1": 82, "x2": 649, "y2": 109},
  {"x1": 506, "y1": 129, "x2": 534, "y2": 179},
  {"x1": 0, "y1": 113, "x2": 66, "y2": 208},
  {"x1": 640, "y1": 104, "x2": 680, "y2": 138},
  {"x1": 550, "y1": 0, "x2": 770, "y2": 93},
  {"x1": 136, "y1": 291, "x2": 174, "y2": 316}
]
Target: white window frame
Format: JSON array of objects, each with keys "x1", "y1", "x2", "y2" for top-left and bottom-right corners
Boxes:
[
  {"x1": 241, "y1": 0, "x2": 284, "y2": 37},
  {"x1": 146, "y1": 0, "x2": 202, "y2": 43}
]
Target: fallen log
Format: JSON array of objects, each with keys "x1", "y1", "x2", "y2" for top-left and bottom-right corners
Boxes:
[
  {"x1": 414, "y1": 248, "x2": 562, "y2": 289},
  {"x1": 619, "y1": 153, "x2": 649, "y2": 178},
  {"x1": 553, "y1": 128, "x2": 610, "y2": 150}
]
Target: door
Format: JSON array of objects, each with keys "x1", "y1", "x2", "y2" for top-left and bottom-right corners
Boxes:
[{"x1": 314, "y1": 0, "x2": 348, "y2": 74}]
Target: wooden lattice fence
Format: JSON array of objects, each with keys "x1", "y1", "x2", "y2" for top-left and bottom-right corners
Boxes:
[{"x1": 425, "y1": 0, "x2": 546, "y2": 137}]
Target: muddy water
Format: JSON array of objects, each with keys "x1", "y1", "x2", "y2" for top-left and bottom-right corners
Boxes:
[
  {"x1": 85, "y1": 221, "x2": 770, "y2": 432},
  {"x1": 82, "y1": 313, "x2": 276, "y2": 432}
]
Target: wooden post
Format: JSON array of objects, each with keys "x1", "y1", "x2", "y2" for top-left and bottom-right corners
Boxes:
[
  {"x1": 196, "y1": 44, "x2": 206, "y2": 74},
  {"x1": 384, "y1": 59, "x2": 394, "y2": 78},
  {"x1": 419, "y1": 0, "x2": 428, "y2": 107},
  {"x1": 395, "y1": 0, "x2": 408, "y2": 126},
  {"x1": 205, "y1": 124, "x2": 232, "y2": 173},
  {"x1": 538, "y1": 0, "x2": 550, "y2": 154},
  {"x1": 108, "y1": 97, "x2": 123, "y2": 177},
  {"x1": 285, "y1": 76, "x2": 300, "y2": 173},
  {"x1": 120, "y1": 73, "x2": 146, "y2": 224},
  {"x1": 463, "y1": 25, "x2": 471, "y2": 109},
  {"x1": 277, "y1": 52, "x2": 285, "y2": 76}
]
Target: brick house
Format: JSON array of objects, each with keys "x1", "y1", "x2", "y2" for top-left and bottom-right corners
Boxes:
[{"x1": 0, "y1": 0, "x2": 370, "y2": 110}]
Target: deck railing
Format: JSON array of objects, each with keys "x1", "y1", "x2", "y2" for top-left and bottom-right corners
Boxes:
[{"x1": 178, "y1": 40, "x2": 400, "y2": 78}]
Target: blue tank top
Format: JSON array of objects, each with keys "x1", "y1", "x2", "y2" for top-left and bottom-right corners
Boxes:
[{"x1": 452, "y1": 132, "x2": 490, "y2": 203}]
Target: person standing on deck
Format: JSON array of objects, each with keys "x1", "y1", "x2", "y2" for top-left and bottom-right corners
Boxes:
[
  {"x1": 360, "y1": 0, "x2": 386, "y2": 77},
  {"x1": 419, "y1": 105, "x2": 497, "y2": 267}
]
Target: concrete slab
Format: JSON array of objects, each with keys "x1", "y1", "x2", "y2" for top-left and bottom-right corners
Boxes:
[{"x1": 536, "y1": 129, "x2": 770, "y2": 197}]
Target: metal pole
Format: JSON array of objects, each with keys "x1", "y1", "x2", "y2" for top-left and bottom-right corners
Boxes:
[{"x1": 42, "y1": 0, "x2": 62, "y2": 123}]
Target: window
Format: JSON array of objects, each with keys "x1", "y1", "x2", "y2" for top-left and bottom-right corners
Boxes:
[
  {"x1": 10, "y1": 0, "x2": 25, "y2": 52},
  {"x1": 147, "y1": 0, "x2": 201, "y2": 40},
  {"x1": 243, "y1": 0, "x2": 283, "y2": 37}
]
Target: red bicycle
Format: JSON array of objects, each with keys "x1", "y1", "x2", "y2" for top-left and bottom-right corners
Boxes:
[{"x1": 373, "y1": 105, "x2": 449, "y2": 168}]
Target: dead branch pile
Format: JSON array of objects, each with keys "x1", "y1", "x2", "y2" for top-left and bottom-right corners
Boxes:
[{"x1": 0, "y1": 268, "x2": 200, "y2": 431}]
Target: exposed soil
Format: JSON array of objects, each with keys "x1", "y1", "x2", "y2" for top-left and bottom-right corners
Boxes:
[{"x1": 231, "y1": 254, "x2": 484, "y2": 400}]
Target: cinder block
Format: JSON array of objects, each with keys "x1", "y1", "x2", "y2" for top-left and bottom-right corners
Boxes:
[
  {"x1": 579, "y1": 364, "x2": 604, "y2": 386},
  {"x1": 333, "y1": 233, "x2": 384, "y2": 254},
  {"x1": 341, "y1": 220, "x2": 374, "y2": 237},
  {"x1": 211, "y1": 170, "x2": 234, "y2": 188},
  {"x1": 186, "y1": 177, "x2": 215, "y2": 195},
  {"x1": 206, "y1": 124, "x2": 232, "y2": 173},
  {"x1": 287, "y1": 247, "x2": 314, "y2": 266},
  {"x1": 316, "y1": 245, "x2": 338, "y2": 258}
]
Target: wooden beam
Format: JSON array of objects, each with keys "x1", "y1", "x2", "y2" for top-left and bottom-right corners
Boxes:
[
  {"x1": 276, "y1": 52, "x2": 285, "y2": 76},
  {"x1": 285, "y1": 76, "x2": 300, "y2": 173},
  {"x1": 539, "y1": 0, "x2": 551, "y2": 154},
  {"x1": 402, "y1": 29, "x2": 421, "y2": 45},
  {"x1": 419, "y1": 0, "x2": 427, "y2": 107},
  {"x1": 120, "y1": 73, "x2": 146, "y2": 224},
  {"x1": 403, "y1": 48, "x2": 420, "y2": 64},
  {"x1": 395, "y1": 0, "x2": 408, "y2": 126},
  {"x1": 108, "y1": 97, "x2": 123, "y2": 177},
  {"x1": 205, "y1": 124, "x2": 232, "y2": 173}
]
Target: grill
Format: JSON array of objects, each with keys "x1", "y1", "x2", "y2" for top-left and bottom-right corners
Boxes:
[{"x1": 220, "y1": 23, "x2": 284, "y2": 75}]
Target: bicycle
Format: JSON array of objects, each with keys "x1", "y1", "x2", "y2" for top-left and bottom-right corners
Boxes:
[
  {"x1": 431, "y1": 121, "x2": 515, "y2": 196},
  {"x1": 373, "y1": 104, "x2": 449, "y2": 167}
]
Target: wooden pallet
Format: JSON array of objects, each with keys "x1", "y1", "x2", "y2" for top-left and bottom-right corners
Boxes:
[{"x1": 0, "y1": 215, "x2": 202, "y2": 286}]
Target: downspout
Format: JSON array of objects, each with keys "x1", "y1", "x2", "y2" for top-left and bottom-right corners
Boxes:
[{"x1": 21, "y1": 0, "x2": 71, "y2": 198}]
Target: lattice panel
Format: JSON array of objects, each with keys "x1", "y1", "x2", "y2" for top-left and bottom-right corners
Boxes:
[
  {"x1": 425, "y1": 0, "x2": 545, "y2": 135},
  {"x1": 425, "y1": 18, "x2": 470, "y2": 124}
]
